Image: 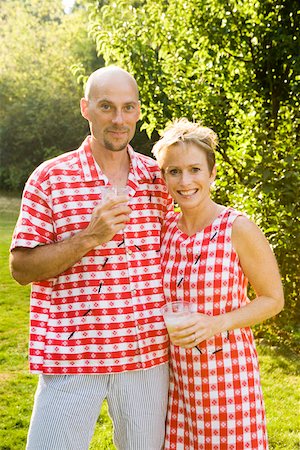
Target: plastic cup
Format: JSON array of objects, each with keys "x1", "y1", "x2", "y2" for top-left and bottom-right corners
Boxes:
[
  {"x1": 100, "y1": 186, "x2": 129, "y2": 202},
  {"x1": 115, "y1": 187, "x2": 129, "y2": 198},
  {"x1": 161, "y1": 301, "x2": 195, "y2": 336}
]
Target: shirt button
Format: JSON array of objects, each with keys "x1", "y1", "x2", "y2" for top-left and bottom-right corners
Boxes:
[
  {"x1": 132, "y1": 290, "x2": 137, "y2": 295},
  {"x1": 127, "y1": 249, "x2": 132, "y2": 255}
]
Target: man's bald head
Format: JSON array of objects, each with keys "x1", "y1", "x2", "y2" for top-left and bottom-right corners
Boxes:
[
  {"x1": 80, "y1": 65, "x2": 141, "y2": 154},
  {"x1": 84, "y1": 66, "x2": 139, "y2": 101}
]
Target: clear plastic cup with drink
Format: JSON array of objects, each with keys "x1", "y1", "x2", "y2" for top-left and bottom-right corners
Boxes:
[
  {"x1": 161, "y1": 301, "x2": 196, "y2": 344},
  {"x1": 99, "y1": 186, "x2": 129, "y2": 203}
]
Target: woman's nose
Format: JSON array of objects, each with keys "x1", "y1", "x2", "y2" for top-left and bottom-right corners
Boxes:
[{"x1": 180, "y1": 171, "x2": 192, "y2": 185}]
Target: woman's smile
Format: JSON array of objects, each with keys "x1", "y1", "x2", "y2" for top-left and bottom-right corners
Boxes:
[{"x1": 177, "y1": 188, "x2": 198, "y2": 197}]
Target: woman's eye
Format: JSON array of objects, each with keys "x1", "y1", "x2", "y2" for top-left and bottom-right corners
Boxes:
[
  {"x1": 191, "y1": 167, "x2": 200, "y2": 173},
  {"x1": 169, "y1": 169, "x2": 180, "y2": 176}
]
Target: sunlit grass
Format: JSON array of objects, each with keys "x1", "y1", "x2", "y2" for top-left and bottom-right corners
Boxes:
[{"x1": 259, "y1": 346, "x2": 300, "y2": 449}]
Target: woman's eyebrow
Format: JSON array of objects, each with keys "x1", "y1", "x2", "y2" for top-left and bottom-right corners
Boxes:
[{"x1": 166, "y1": 163, "x2": 203, "y2": 168}]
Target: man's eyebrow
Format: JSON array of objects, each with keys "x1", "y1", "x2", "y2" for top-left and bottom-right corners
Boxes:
[
  {"x1": 124, "y1": 101, "x2": 139, "y2": 105},
  {"x1": 95, "y1": 98, "x2": 138, "y2": 105},
  {"x1": 95, "y1": 98, "x2": 112, "y2": 103}
]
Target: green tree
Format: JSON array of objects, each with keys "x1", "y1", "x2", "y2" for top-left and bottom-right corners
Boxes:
[
  {"x1": 87, "y1": 0, "x2": 299, "y2": 347},
  {"x1": 0, "y1": 0, "x2": 99, "y2": 191}
]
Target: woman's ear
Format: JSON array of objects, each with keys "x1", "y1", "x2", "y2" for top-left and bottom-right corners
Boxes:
[{"x1": 210, "y1": 164, "x2": 217, "y2": 184}]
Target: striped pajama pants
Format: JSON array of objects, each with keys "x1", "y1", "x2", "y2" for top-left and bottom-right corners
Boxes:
[{"x1": 26, "y1": 364, "x2": 169, "y2": 450}]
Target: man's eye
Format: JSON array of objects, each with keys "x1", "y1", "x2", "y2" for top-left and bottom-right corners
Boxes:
[
  {"x1": 100, "y1": 104, "x2": 111, "y2": 110},
  {"x1": 169, "y1": 169, "x2": 180, "y2": 176},
  {"x1": 191, "y1": 167, "x2": 200, "y2": 173},
  {"x1": 124, "y1": 105, "x2": 134, "y2": 111}
]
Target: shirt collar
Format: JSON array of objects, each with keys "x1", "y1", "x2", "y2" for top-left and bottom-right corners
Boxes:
[
  {"x1": 78, "y1": 136, "x2": 154, "y2": 184},
  {"x1": 127, "y1": 145, "x2": 154, "y2": 183}
]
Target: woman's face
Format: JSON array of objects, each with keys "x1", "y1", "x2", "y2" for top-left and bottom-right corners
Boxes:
[{"x1": 160, "y1": 143, "x2": 216, "y2": 211}]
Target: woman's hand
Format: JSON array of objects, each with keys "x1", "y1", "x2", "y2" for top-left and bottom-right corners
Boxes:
[{"x1": 168, "y1": 313, "x2": 224, "y2": 349}]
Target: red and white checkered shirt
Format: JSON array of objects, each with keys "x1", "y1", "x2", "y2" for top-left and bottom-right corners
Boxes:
[
  {"x1": 11, "y1": 137, "x2": 173, "y2": 374},
  {"x1": 161, "y1": 208, "x2": 268, "y2": 450}
]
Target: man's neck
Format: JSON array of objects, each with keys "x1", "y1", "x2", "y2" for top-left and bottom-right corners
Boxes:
[{"x1": 90, "y1": 139, "x2": 131, "y2": 187}]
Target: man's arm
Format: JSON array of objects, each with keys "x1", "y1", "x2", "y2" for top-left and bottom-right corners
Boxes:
[{"x1": 10, "y1": 196, "x2": 131, "y2": 285}]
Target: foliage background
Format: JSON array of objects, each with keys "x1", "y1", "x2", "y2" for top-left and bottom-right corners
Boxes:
[
  {"x1": 0, "y1": 0, "x2": 299, "y2": 348},
  {"x1": 0, "y1": 0, "x2": 98, "y2": 190}
]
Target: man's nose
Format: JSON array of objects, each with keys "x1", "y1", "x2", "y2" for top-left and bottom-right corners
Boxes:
[{"x1": 112, "y1": 109, "x2": 124, "y2": 124}]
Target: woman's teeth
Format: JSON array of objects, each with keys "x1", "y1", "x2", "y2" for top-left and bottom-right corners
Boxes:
[{"x1": 178, "y1": 189, "x2": 197, "y2": 196}]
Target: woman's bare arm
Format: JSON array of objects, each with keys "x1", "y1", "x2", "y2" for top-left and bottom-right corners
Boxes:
[{"x1": 169, "y1": 216, "x2": 284, "y2": 347}]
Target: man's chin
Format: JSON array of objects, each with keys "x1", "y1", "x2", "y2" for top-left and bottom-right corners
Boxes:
[{"x1": 104, "y1": 140, "x2": 129, "y2": 152}]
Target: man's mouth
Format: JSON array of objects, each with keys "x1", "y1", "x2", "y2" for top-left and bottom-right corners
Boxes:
[
  {"x1": 106, "y1": 129, "x2": 129, "y2": 140},
  {"x1": 107, "y1": 128, "x2": 129, "y2": 133}
]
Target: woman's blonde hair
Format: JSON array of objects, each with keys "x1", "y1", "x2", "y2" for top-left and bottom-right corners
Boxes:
[{"x1": 152, "y1": 118, "x2": 218, "y2": 173}]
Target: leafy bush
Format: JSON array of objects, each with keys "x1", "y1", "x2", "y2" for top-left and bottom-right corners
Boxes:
[{"x1": 87, "y1": 0, "x2": 300, "y2": 348}]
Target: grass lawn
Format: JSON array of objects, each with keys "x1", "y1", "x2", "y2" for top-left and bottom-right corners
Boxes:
[{"x1": 0, "y1": 194, "x2": 299, "y2": 449}]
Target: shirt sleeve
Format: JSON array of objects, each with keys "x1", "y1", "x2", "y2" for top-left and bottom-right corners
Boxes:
[
  {"x1": 10, "y1": 165, "x2": 55, "y2": 250},
  {"x1": 166, "y1": 193, "x2": 174, "y2": 213}
]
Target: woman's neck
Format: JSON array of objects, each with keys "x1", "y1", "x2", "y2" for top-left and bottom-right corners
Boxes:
[{"x1": 178, "y1": 201, "x2": 225, "y2": 236}]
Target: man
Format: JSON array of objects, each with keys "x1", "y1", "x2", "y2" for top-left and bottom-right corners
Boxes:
[{"x1": 10, "y1": 66, "x2": 172, "y2": 450}]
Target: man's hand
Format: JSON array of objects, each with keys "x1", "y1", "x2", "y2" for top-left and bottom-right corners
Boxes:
[
  {"x1": 10, "y1": 195, "x2": 131, "y2": 285},
  {"x1": 84, "y1": 195, "x2": 131, "y2": 246}
]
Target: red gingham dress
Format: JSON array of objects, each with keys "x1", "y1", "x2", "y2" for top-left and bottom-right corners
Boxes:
[{"x1": 161, "y1": 208, "x2": 268, "y2": 450}]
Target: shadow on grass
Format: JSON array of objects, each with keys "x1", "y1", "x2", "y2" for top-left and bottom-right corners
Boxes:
[{"x1": 257, "y1": 343, "x2": 300, "y2": 376}]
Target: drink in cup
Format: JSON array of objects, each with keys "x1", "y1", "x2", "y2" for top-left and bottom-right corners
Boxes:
[
  {"x1": 100, "y1": 186, "x2": 129, "y2": 202},
  {"x1": 161, "y1": 301, "x2": 194, "y2": 341}
]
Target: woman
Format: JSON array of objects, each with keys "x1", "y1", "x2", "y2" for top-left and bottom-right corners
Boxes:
[{"x1": 152, "y1": 119, "x2": 284, "y2": 450}]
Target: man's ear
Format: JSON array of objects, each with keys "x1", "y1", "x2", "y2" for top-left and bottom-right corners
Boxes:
[
  {"x1": 135, "y1": 101, "x2": 141, "y2": 123},
  {"x1": 80, "y1": 98, "x2": 89, "y2": 120}
]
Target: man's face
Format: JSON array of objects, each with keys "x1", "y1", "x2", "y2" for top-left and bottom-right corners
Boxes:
[{"x1": 81, "y1": 74, "x2": 140, "y2": 153}]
